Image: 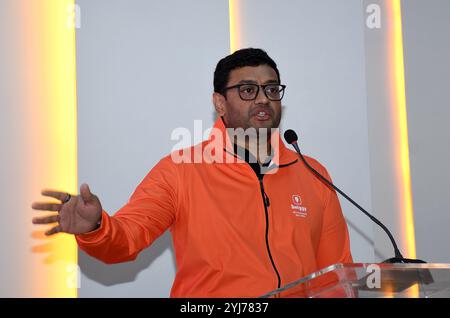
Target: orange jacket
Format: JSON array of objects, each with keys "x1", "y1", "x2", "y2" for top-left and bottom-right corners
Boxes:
[{"x1": 76, "y1": 118, "x2": 352, "y2": 297}]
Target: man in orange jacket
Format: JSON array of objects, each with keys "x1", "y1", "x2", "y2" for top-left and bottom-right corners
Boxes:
[{"x1": 32, "y1": 48, "x2": 352, "y2": 297}]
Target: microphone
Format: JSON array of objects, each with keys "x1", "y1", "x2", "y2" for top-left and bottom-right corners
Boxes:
[{"x1": 284, "y1": 129, "x2": 425, "y2": 264}]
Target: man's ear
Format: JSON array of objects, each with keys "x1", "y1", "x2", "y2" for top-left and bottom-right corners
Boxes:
[{"x1": 212, "y1": 92, "x2": 226, "y2": 117}]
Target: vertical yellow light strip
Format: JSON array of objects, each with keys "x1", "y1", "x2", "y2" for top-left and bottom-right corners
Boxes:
[
  {"x1": 229, "y1": 0, "x2": 239, "y2": 53},
  {"x1": 22, "y1": 0, "x2": 78, "y2": 297},
  {"x1": 388, "y1": 0, "x2": 417, "y2": 260}
]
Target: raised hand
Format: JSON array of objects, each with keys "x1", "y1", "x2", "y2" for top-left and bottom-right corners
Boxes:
[{"x1": 32, "y1": 183, "x2": 103, "y2": 236}]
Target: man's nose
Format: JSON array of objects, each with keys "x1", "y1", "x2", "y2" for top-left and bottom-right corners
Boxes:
[{"x1": 255, "y1": 86, "x2": 269, "y2": 104}]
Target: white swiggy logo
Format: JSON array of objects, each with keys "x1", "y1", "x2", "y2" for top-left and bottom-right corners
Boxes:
[{"x1": 291, "y1": 194, "x2": 308, "y2": 217}]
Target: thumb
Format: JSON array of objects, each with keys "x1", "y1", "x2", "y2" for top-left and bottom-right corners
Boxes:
[{"x1": 80, "y1": 183, "x2": 95, "y2": 203}]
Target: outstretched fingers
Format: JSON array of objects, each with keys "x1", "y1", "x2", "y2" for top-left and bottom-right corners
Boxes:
[
  {"x1": 45, "y1": 225, "x2": 62, "y2": 236},
  {"x1": 31, "y1": 202, "x2": 63, "y2": 212},
  {"x1": 32, "y1": 214, "x2": 60, "y2": 225},
  {"x1": 31, "y1": 189, "x2": 72, "y2": 235},
  {"x1": 32, "y1": 188, "x2": 72, "y2": 211},
  {"x1": 41, "y1": 189, "x2": 70, "y2": 202}
]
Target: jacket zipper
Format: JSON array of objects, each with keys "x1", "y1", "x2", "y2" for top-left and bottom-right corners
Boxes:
[
  {"x1": 222, "y1": 146, "x2": 292, "y2": 291},
  {"x1": 258, "y1": 176, "x2": 282, "y2": 290}
]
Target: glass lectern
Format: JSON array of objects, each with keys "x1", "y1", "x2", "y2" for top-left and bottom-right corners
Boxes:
[{"x1": 260, "y1": 263, "x2": 450, "y2": 298}]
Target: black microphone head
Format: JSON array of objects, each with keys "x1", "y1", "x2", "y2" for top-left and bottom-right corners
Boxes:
[{"x1": 284, "y1": 129, "x2": 298, "y2": 144}]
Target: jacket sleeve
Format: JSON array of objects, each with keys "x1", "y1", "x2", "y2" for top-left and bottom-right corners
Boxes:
[
  {"x1": 75, "y1": 156, "x2": 178, "y2": 264},
  {"x1": 315, "y1": 165, "x2": 353, "y2": 269}
]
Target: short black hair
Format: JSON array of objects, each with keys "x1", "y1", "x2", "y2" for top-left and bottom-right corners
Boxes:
[{"x1": 213, "y1": 48, "x2": 280, "y2": 95}]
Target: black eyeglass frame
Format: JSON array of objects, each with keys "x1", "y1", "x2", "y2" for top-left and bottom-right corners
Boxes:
[{"x1": 222, "y1": 83, "x2": 287, "y2": 101}]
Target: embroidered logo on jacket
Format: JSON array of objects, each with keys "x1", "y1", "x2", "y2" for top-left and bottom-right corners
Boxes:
[{"x1": 291, "y1": 194, "x2": 308, "y2": 217}]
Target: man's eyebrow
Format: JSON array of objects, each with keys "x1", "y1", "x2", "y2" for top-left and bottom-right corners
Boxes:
[
  {"x1": 237, "y1": 79, "x2": 279, "y2": 84},
  {"x1": 263, "y1": 79, "x2": 280, "y2": 84}
]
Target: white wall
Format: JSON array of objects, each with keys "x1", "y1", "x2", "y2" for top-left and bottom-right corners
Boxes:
[
  {"x1": 402, "y1": 0, "x2": 450, "y2": 263},
  {"x1": 75, "y1": 0, "x2": 229, "y2": 297},
  {"x1": 362, "y1": 0, "x2": 408, "y2": 261},
  {"x1": 0, "y1": 0, "x2": 29, "y2": 297},
  {"x1": 362, "y1": 0, "x2": 450, "y2": 262}
]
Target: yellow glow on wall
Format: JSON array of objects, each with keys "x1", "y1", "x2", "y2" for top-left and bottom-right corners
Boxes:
[
  {"x1": 229, "y1": 0, "x2": 240, "y2": 53},
  {"x1": 21, "y1": 0, "x2": 78, "y2": 297},
  {"x1": 387, "y1": 0, "x2": 417, "y2": 259}
]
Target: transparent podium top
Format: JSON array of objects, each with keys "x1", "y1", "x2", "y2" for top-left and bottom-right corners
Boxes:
[{"x1": 260, "y1": 263, "x2": 450, "y2": 298}]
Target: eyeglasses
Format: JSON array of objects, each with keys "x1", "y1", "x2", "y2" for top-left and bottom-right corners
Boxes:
[{"x1": 223, "y1": 83, "x2": 286, "y2": 101}]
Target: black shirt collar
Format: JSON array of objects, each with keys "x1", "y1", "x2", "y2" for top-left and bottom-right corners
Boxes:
[{"x1": 232, "y1": 143, "x2": 274, "y2": 179}]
